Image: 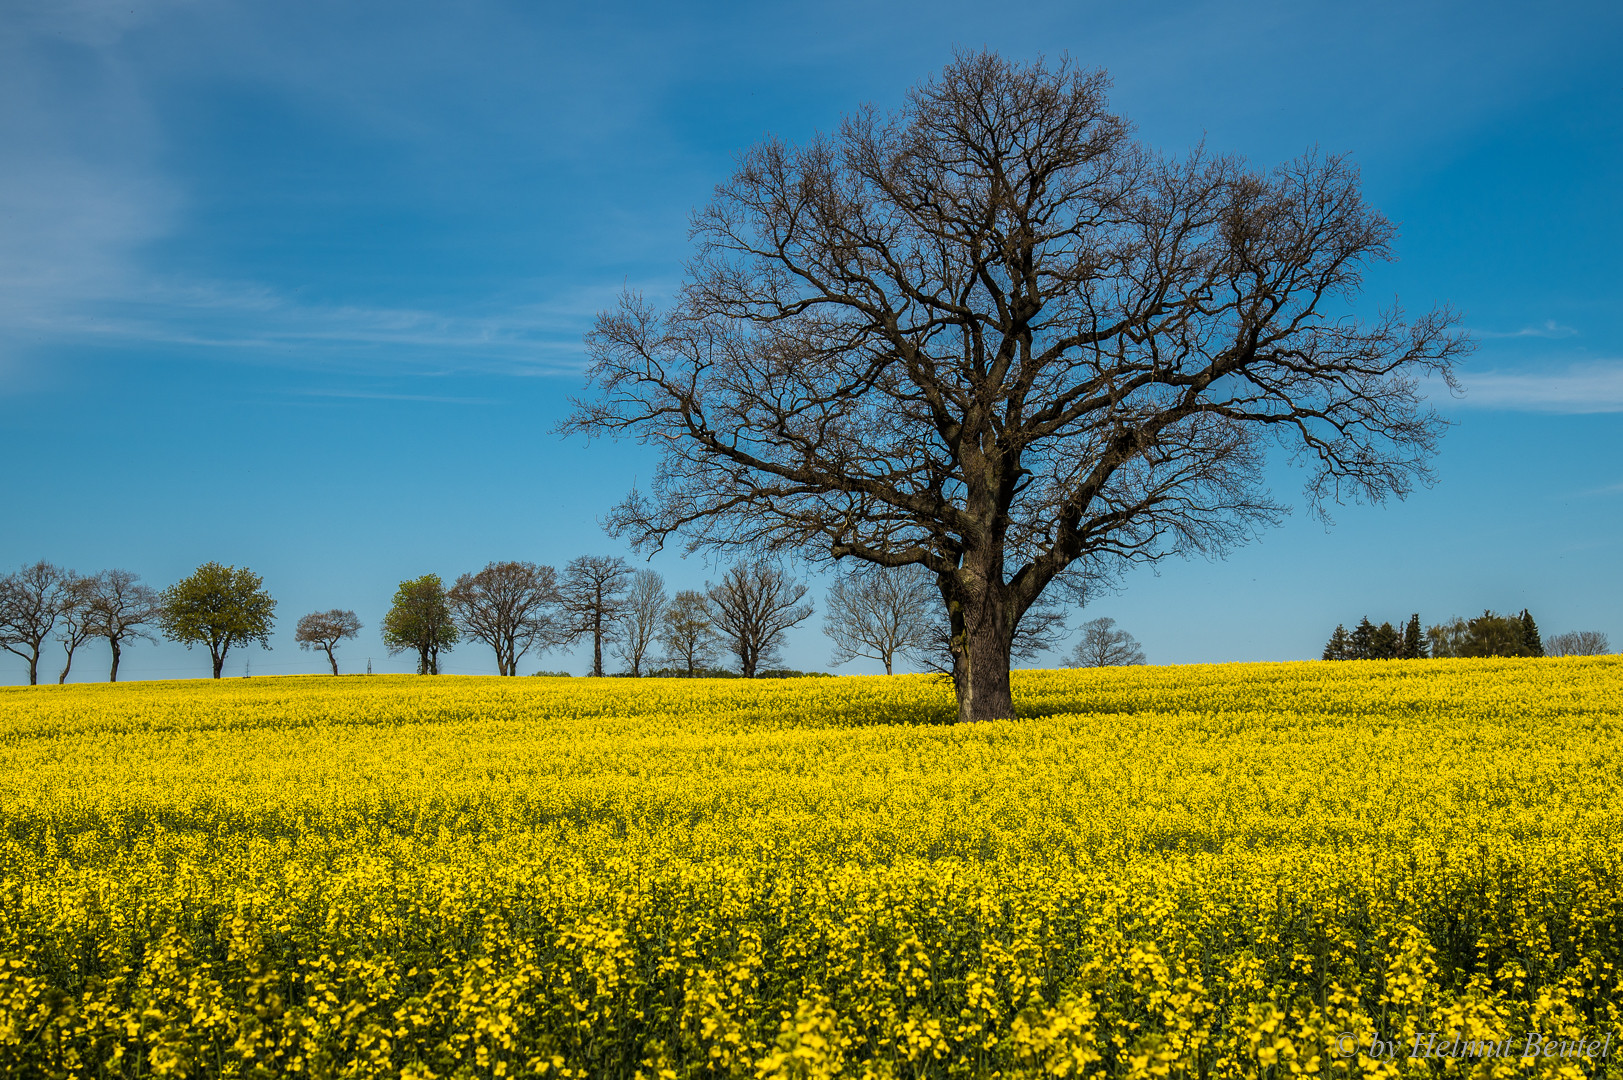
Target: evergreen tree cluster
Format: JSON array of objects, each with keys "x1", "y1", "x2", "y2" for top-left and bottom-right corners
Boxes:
[
  {"x1": 1324, "y1": 609, "x2": 1544, "y2": 661},
  {"x1": 1322, "y1": 614, "x2": 1424, "y2": 660}
]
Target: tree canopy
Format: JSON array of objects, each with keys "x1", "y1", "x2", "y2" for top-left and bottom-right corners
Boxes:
[
  {"x1": 822, "y1": 564, "x2": 935, "y2": 675},
  {"x1": 448, "y1": 562, "x2": 559, "y2": 676},
  {"x1": 382, "y1": 575, "x2": 458, "y2": 675},
  {"x1": 294, "y1": 609, "x2": 363, "y2": 676},
  {"x1": 158, "y1": 562, "x2": 276, "y2": 679},
  {"x1": 565, "y1": 51, "x2": 1467, "y2": 721},
  {"x1": 1067, "y1": 617, "x2": 1145, "y2": 667}
]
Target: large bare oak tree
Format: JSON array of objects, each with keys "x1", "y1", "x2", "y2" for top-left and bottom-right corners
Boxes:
[{"x1": 565, "y1": 52, "x2": 1467, "y2": 722}]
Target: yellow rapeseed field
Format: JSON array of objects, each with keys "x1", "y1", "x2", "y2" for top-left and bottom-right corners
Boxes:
[{"x1": 1, "y1": 659, "x2": 1620, "y2": 1078}]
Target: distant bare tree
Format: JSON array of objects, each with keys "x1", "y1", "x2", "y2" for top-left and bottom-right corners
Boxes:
[
  {"x1": 564, "y1": 51, "x2": 1468, "y2": 722},
  {"x1": 55, "y1": 573, "x2": 98, "y2": 684},
  {"x1": 707, "y1": 560, "x2": 814, "y2": 677},
  {"x1": 449, "y1": 561, "x2": 560, "y2": 676},
  {"x1": 915, "y1": 591, "x2": 1070, "y2": 674},
  {"x1": 84, "y1": 570, "x2": 161, "y2": 682},
  {"x1": 556, "y1": 555, "x2": 634, "y2": 676},
  {"x1": 660, "y1": 590, "x2": 716, "y2": 676},
  {"x1": 823, "y1": 564, "x2": 935, "y2": 675},
  {"x1": 0, "y1": 561, "x2": 71, "y2": 685},
  {"x1": 295, "y1": 609, "x2": 364, "y2": 675},
  {"x1": 613, "y1": 569, "x2": 667, "y2": 676},
  {"x1": 1067, "y1": 617, "x2": 1146, "y2": 667},
  {"x1": 1546, "y1": 630, "x2": 1610, "y2": 657}
]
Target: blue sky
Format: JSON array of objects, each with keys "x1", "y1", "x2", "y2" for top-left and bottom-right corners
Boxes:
[{"x1": 2, "y1": 0, "x2": 1619, "y2": 681}]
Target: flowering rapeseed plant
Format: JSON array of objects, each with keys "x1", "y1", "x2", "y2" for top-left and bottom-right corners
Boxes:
[{"x1": 0, "y1": 659, "x2": 1619, "y2": 1077}]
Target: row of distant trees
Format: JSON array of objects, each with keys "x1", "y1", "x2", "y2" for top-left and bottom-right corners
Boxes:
[
  {"x1": 821, "y1": 565, "x2": 1148, "y2": 673},
  {"x1": 1323, "y1": 610, "x2": 1611, "y2": 660},
  {"x1": 379, "y1": 558, "x2": 1147, "y2": 676},
  {"x1": 0, "y1": 556, "x2": 823, "y2": 683},
  {"x1": 0, "y1": 561, "x2": 277, "y2": 684},
  {"x1": 2, "y1": 556, "x2": 1158, "y2": 683},
  {"x1": 373, "y1": 556, "x2": 817, "y2": 678}
]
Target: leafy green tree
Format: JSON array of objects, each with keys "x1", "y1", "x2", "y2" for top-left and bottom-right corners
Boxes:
[
  {"x1": 382, "y1": 575, "x2": 458, "y2": 674},
  {"x1": 1518, "y1": 609, "x2": 1543, "y2": 657},
  {"x1": 1322, "y1": 624, "x2": 1351, "y2": 661},
  {"x1": 1401, "y1": 614, "x2": 1425, "y2": 659},
  {"x1": 1458, "y1": 610, "x2": 1532, "y2": 658},
  {"x1": 1427, "y1": 617, "x2": 1468, "y2": 658},
  {"x1": 660, "y1": 590, "x2": 716, "y2": 677},
  {"x1": 1371, "y1": 621, "x2": 1401, "y2": 660},
  {"x1": 158, "y1": 562, "x2": 277, "y2": 678}
]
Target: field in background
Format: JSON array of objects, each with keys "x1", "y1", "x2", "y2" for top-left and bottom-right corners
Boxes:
[{"x1": 2, "y1": 661, "x2": 1621, "y2": 1078}]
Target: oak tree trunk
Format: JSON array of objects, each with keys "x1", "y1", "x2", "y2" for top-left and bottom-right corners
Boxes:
[
  {"x1": 109, "y1": 641, "x2": 122, "y2": 683},
  {"x1": 943, "y1": 573, "x2": 1017, "y2": 724}
]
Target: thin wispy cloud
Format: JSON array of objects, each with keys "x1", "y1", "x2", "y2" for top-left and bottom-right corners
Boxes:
[
  {"x1": 1454, "y1": 361, "x2": 1623, "y2": 414},
  {"x1": 1468, "y1": 320, "x2": 1579, "y2": 340},
  {"x1": 288, "y1": 388, "x2": 501, "y2": 406},
  {"x1": 6, "y1": 275, "x2": 622, "y2": 377}
]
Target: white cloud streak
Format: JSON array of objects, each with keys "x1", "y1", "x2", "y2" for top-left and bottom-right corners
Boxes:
[
  {"x1": 1455, "y1": 362, "x2": 1623, "y2": 414},
  {"x1": 7, "y1": 278, "x2": 615, "y2": 375},
  {"x1": 1467, "y1": 320, "x2": 1580, "y2": 340}
]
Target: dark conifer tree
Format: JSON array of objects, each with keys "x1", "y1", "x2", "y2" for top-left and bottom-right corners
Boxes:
[
  {"x1": 1372, "y1": 620, "x2": 1401, "y2": 659},
  {"x1": 1350, "y1": 617, "x2": 1376, "y2": 660},
  {"x1": 1519, "y1": 609, "x2": 1543, "y2": 657},
  {"x1": 1402, "y1": 613, "x2": 1425, "y2": 659},
  {"x1": 1323, "y1": 624, "x2": 1351, "y2": 661}
]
